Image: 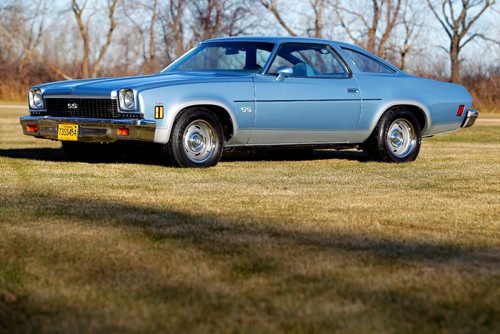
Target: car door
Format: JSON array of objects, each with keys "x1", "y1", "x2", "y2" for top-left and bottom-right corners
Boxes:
[{"x1": 249, "y1": 43, "x2": 362, "y2": 145}]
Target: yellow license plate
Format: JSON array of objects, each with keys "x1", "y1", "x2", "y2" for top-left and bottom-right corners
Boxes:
[{"x1": 58, "y1": 124, "x2": 78, "y2": 141}]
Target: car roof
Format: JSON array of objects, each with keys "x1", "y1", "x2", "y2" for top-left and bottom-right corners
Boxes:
[
  {"x1": 204, "y1": 36, "x2": 366, "y2": 55},
  {"x1": 205, "y1": 36, "x2": 347, "y2": 46}
]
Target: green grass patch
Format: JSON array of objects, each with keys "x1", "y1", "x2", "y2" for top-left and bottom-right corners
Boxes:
[
  {"x1": 428, "y1": 125, "x2": 500, "y2": 143},
  {"x1": 1, "y1": 108, "x2": 499, "y2": 333}
]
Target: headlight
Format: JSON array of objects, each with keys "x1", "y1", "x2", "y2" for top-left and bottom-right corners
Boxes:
[
  {"x1": 29, "y1": 88, "x2": 44, "y2": 109},
  {"x1": 119, "y1": 89, "x2": 135, "y2": 110}
]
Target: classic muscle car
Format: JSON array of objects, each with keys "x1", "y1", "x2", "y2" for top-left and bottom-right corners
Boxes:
[{"x1": 20, "y1": 36, "x2": 478, "y2": 167}]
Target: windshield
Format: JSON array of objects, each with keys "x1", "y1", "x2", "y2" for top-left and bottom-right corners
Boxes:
[{"x1": 164, "y1": 42, "x2": 275, "y2": 73}]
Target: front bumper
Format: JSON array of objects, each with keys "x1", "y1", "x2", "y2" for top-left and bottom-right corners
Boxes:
[
  {"x1": 20, "y1": 116, "x2": 156, "y2": 143},
  {"x1": 461, "y1": 110, "x2": 479, "y2": 128}
]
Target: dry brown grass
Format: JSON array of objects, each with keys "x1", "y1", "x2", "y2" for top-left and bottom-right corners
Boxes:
[{"x1": 1, "y1": 107, "x2": 499, "y2": 333}]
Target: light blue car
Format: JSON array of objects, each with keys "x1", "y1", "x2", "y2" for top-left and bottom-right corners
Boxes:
[{"x1": 20, "y1": 36, "x2": 478, "y2": 167}]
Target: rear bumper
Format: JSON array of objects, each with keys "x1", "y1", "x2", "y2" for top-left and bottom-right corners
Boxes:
[
  {"x1": 461, "y1": 110, "x2": 479, "y2": 128},
  {"x1": 20, "y1": 116, "x2": 156, "y2": 143}
]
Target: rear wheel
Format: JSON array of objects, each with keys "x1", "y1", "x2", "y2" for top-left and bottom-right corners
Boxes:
[
  {"x1": 364, "y1": 106, "x2": 422, "y2": 162},
  {"x1": 164, "y1": 108, "x2": 223, "y2": 168}
]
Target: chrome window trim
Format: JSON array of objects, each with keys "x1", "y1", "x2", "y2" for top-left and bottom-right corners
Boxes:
[{"x1": 259, "y1": 42, "x2": 280, "y2": 74}]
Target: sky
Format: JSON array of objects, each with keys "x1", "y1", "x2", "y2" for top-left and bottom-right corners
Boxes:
[{"x1": 7, "y1": 0, "x2": 500, "y2": 74}]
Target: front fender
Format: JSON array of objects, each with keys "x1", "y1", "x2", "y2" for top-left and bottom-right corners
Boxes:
[
  {"x1": 137, "y1": 78, "x2": 255, "y2": 144},
  {"x1": 154, "y1": 99, "x2": 239, "y2": 144}
]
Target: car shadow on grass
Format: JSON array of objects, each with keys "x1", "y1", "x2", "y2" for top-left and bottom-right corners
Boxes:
[
  {"x1": 0, "y1": 146, "x2": 165, "y2": 165},
  {"x1": 222, "y1": 148, "x2": 369, "y2": 162},
  {"x1": 0, "y1": 148, "x2": 67, "y2": 161},
  {"x1": 0, "y1": 145, "x2": 369, "y2": 165}
]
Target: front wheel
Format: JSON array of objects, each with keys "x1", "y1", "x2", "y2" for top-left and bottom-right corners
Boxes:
[
  {"x1": 364, "y1": 107, "x2": 422, "y2": 163},
  {"x1": 164, "y1": 108, "x2": 224, "y2": 168}
]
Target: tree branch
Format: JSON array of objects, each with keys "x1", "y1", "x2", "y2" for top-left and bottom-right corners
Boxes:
[
  {"x1": 0, "y1": 23, "x2": 73, "y2": 80},
  {"x1": 91, "y1": 0, "x2": 119, "y2": 77},
  {"x1": 258, "y1": 0, "x2": 297, "y2": 36},
  {"x1": 426, "y1": 0, "x2": 452, "y2": 38}
]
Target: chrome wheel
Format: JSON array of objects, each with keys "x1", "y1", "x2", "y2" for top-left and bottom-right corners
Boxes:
[
  {"x1": 183, "y1": 120, "x2": 218, "y2": 163},
  {"x1": 386, "y1": 118, "x2": 417, "y2": 158}
]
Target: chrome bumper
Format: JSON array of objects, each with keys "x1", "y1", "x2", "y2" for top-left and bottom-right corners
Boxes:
[
  {"x1": 461, "y1": 110, "x2": 479, "y2": 128},
  {"x1": 20, "y1": 116, "x2": 156, "y2": 143}
]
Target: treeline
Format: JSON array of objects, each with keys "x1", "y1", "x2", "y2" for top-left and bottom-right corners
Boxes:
[{"x1": 0, "y1": 0, "x2": 498, "y2": 111}]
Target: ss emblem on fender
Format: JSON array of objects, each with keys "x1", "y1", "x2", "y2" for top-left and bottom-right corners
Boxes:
[
  {"x1": 67, "y1": 103, "x2": 78, "y2": 109},
  {"x1": 240, "y1": 107, "x2": 252, "y2": 113}
]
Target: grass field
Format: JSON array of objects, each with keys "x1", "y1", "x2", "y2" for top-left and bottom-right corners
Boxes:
[{"x1": 1, "y1": 107, "x2": 499, "y2": 333}]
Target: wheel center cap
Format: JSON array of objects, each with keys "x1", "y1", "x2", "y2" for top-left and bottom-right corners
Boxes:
[
  {"x1": 188, "y1": 134, "x2": 204, "y2": 151},
  {"x1": 390, "y1": 130, "x2": 404, "y2": 148}
]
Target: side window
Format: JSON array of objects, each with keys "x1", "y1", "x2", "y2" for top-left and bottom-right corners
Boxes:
[
  {"x1": 256, "y1": 49, "x2": 272, "y2": 68},
  {"x1": 268, "y1": 44, "x2": 347, "y2": 78},
  {"x1": 342, "y1": 48, "x2": 395, "y2": 74},
  {"x1": 268, "y1": 55, "x2": 293, "y2": 72}
]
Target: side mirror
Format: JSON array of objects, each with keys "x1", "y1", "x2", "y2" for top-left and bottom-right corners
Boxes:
[{"x1": 276, "y1": 66, "x2": 293, "y2": 81}]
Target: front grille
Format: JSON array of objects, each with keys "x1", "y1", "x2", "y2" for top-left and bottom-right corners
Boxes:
[{"x1": 43, "y1": 98, "x2": 142, "y2": 119}]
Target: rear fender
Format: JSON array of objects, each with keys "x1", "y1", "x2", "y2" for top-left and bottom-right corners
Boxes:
[{"x1": 368, "y1": 100, "x2": 432, "y2": 136}]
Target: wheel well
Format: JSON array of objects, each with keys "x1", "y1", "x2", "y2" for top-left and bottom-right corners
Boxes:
[
  {"x1": 386, "y1": 104, "x2": 427, "y2": 131},
  {"x1": 177, "y1": 104, "x2": 234, "y2": 141},
  {"x1": 403, "y1": 105, "x2": 427, "y2": 131}
]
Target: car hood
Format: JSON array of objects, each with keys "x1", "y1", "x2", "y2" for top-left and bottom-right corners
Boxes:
[{"x1": 37, "y1": 72, "x2": 254, "y2": 97}]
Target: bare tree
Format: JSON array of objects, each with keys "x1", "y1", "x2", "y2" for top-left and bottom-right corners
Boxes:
[
  {"x1": 309, "y1": 0, "x2": 326, "y2": 38},
  {"x1": 122, "y1": 0, "x2": 159, "y2": 73},
  {"x1": 190, "y1": 0, "x2": 253, "y2": 41},
  {"x1": 0, "y1": 0, "x2": 73, "y2": 80},
  {"x1": 258, "y1": 0, "x2": 332, "y2": 38},
  {"x1": 258, "y1": 0, "x2": 298, "y2": 36},
  {"x1": 157, "y1": 0, "x2": 188, "y2": 64},
  {"x1": 333, "y1": 0, "x2": 402, "y2": 57},
  {"x1": 426, "y1": 0, "x2": 496, "y2": 82},
  {"x1": 191, "y1": 0, "x2": 225, "y2": 41},
  {"x1": 71, "y1": 0, "x2": 119, "y2": 77},
  {"x1": 392, "y1": 1, "x2": 425, "y2": 70}
]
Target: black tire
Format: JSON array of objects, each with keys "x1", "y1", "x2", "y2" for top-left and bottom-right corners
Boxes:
[
  {"x1": 364, "y1": 106, "x2": 422, "y2": 163},
  {"x1": 163, "y1": 108, "x2": 224, "y2": 168},
  {"x1": 61, "y1": 141, "x2": 119, "y2": 162}
]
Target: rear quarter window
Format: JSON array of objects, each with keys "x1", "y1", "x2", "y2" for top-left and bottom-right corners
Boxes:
[{"x1": 342, "y1": 48, "x2": 395, "y2": 74}]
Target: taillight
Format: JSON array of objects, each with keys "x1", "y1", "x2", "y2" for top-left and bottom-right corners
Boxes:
[{"x1": 457, "y1": 105, "x2": 465, "y2": 117}]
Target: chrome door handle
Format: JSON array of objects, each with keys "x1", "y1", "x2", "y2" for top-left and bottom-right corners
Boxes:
[{"x1": 347, "y1": 88, "x2": 359, "y2": 94}]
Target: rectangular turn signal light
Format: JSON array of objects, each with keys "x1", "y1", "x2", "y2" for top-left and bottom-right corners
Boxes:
[
  {"x1": 457, "y1": 105, "x2": 465, "y2": 117},
  {"x1": 117, "y1": 128, "x2": 129, "y2": 136},
  {"x1": 26, "y1": 125, "x2": 38, "y2": 133}
]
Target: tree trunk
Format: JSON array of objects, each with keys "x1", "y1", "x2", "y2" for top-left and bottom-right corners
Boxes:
[{"x1": 450, "y1": 39, "x2": 460, "y2": 83}]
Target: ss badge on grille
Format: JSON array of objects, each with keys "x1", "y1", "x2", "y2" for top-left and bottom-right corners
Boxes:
[{"x1": 67, "y1": 103, "x2": 78, "y2": 109}]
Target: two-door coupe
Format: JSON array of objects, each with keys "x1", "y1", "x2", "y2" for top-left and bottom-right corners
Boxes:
[{"x1": 20, "y1": 36, "x2": 478, "y2": 167}]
